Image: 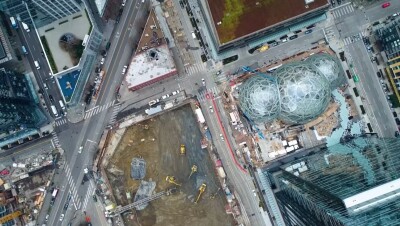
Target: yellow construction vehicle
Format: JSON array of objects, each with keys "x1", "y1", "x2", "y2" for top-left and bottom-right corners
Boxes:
[
  {"x1": 180, "y1": 144, "x2": 186, "y2": 155},
  {"x1": 0, "y1": 211, "x2": 22, "y2": 224},
  {"x1": 195, "y1": 183, "x2": 207, "y2": 204},
  {"x1": 166, "y1": 176, "x2": 181, "y2": 186},
  {"x1": 189, "y1": 165, "x2": 197, "y2": 179}
]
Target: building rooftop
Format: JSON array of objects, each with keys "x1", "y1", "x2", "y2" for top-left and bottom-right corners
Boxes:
[
  {"x1": 125, "y1": 45, "x2": 176, "y2": 90},
  {"x1": 375, "y1": 17, "x2": 400, "y2": 59},
  {"x1": 206, "y1": 0, "x2": 329, "y2": 44},
  {"x1": 125, "y1": 10, "x2": 176, "y2": 91},
  {"x1": 136, "y1": 9, "x2": 165, "y2": 54},
  {"x1": 265, "y1": 135, "x2": 400, "y2": 226}
]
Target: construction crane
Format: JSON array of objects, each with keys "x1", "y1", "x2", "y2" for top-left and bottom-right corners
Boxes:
[
  {"x1": 106, "y1": 188, "x2": 177, "y2": 217},
  {"x1": 0, "y1": 211, "x2": 22, "y2": 223},
  {"x1": 189, "y1": 165, "x2": 197, "y2": 179},
  {"x1": 166, "y1": 176, "x2": 181, "y2": 186},
  {"x1": 195, "y1": 183, "x2": 207, "y2": 204}
]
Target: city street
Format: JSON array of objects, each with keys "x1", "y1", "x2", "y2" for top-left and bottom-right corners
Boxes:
[
  {"x1": 35, "y1": 0, "x2": 400, "y2": 225},
  {"x1": 40, "y1": 0, "x2": 148, "y2": 225}
]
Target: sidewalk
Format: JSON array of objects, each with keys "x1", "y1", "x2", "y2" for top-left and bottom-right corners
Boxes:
[{"x1": 66, "y1": 20, "x2": 116, "y2": 124}]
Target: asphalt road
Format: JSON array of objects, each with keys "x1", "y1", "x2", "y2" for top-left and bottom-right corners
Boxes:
[
  {"x1": 333, "y1": 0, "x2": 400, "y2": 137},
  {"x1": 39, "y1": 0, "x2": 148, "y2": 225},
  {"x1": 16, "y1": 20, "x2": 65, "y2": 120}
]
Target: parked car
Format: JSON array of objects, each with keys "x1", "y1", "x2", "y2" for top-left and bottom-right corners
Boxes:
[
  {"x1": 305, "y1": 29, "x2": 313, "y2": 34},
  {"x1": 59, "y1": 214, "x2": 65, "y2": 221},
  {"x1": 382, "y1": 2, "x2": 390, "y2": 8},
  {"x1": 100, "y1": 57, "x2": 105, "y2": 65},
  {"x1": 395, "y1": 131, "x2": 400, "y2": 137},
  {"x1": 396, "y1": 118, "x2": 400, "y2": 125},
  {"x1": 377, "y1": 71, "x2": 382, "y2": 77},
  {"x1": 270, "y1": 42, "x2": 279, "y2": 47},
  {"x1": 289, "y1": 35, "x2": 298, "y2": 40},
  {"x1": 394, "y1": 112, "x2": 398, "y2": 117},
  {"x1": 122, "y1": 65, "x2": 127, "y2": 74}
]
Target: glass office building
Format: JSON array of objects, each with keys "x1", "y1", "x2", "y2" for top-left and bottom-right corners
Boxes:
[{"x1": 265, "y1": 135, "x2": 400, "y2": 226}]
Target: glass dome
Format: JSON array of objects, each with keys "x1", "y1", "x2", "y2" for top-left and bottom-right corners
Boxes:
[
  {"x1": 238, "y1": 55, "x2": 342, "y2": 125},
  {"x1": 239, "y1": 75, "x2": 280, "y2": 122},
  {"x1": 307, "y1": 53, "x2": 346, "y2": 89},
  {"x1": 275, "y1": 62, "x2": 331, "y2": 124}
]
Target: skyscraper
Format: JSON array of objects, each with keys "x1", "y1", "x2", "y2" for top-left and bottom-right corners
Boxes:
[
  {"x1": 0, "y1": 68, "x2": 48, "y2": 149},
  {"x1": 0, "y1": 0, "x2": 81, "y2": 27},
  {"x1": 264, "y1": 135, "x2": 400, "y2": 226}
]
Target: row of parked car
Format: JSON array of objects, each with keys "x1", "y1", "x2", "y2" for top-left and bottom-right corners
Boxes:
[{"x1": 148, "y1": 89, "x2": 181, "y2": 107}]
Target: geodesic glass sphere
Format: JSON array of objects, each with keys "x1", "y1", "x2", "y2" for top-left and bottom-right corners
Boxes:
[
  {"x1": 239, "y1": 75, "x2": 280, "y2": 122},
  {"x1": 275, "y1": 62, "x2": 331, "y2": 124},
  {"x1": 307, "y1": 53, "x2": 346, "y2": 89}
]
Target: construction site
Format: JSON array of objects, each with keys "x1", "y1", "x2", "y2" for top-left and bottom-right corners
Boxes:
[{"x1": 101, "y1": 103, "x2": 234, "y2": 226}]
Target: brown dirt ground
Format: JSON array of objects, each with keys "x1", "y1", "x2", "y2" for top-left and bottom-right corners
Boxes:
[
  {"x1": 207, "y1": 0, "x2": 328, "y2": 43},
  {"x1": 107, "y1": 104, "x2": 234, "y2": 226}
]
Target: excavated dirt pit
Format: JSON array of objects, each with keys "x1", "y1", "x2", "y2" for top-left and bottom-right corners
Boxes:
[{"x1": 107, "y1": 104, "x2": 234, "y2": 226}]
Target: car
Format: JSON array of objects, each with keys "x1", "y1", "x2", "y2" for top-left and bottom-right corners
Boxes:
[
  {"x1": 377, "y1": 71, "x2": 382, "y2": 77},
  {"x1": 382, "y1": 2, "x2": 390, "y2": 8},
  {"x1": 252, "y1": 189, "x2": 257, "y2": 197},
  {"x1": 122, "y1": 67, "x2": 127, "y2": 74},
  {"x1": 122, "y1": 0, "x2": 126, "y2": 6},
  {"x1": 149, "y1": 100, "x2": 157, "y2": 106},
  {"x1": 93, "y1": 195, "x2": 98, "y2": 202},
  {"x1": 281, "y1": 38, "x2": 288, "y2": 43},
  {"x1": 64, "y1": 202, "x2": 69, "y2": 210},
  {"x1": 45, "y1": 214, "x2": 49, "y2": 221},
  {"x1": 289, "y1": 35, "x2": 298, "y2": 40},
  {"x1": 209, "y1": 106, "x2": 213, "y2": 113},
  {"x1": 162, "y1": 94, "x2": 170, "y2": 99},
  {"x1": 100, "y1": 57, "x2": 105, "y2": 65},
  {"x1": 59, "y1": 214, "x2": 65, "y2": 221},
  {"x1": 396, "y1": 118, "x2": 400, "y2": 125},
  {"x1": 84, "y1": 168, "x2": 89, "y2": 174},
  {"x1": 43, "y1": 83, "x2": 48, "y2": 90},
  {"x1": 394, "y1": 112, "x2": 398, "y2": 117},
  {"x1": 216, "y1": 70, "x2": 222, "y2": 75},
  {"x1": 49, "y1": 95, "x2": 54, "y2": 103},
  {"x1": 202, "y1": 78, "x2": 206, "y2": 86},
  {"x1": 172, "y1": 91, "x2": 178, "y2": 95},
  {"x1": 396, "y1": 131, "x2": 400, "y2": 137},
  {"x1": 393, "y1": 13, "x2": 399, "y2": 17},
  {"x1": 270, "y1": 42, "x2": 279, "y2": 47},
  {"x1": 78, "y1": 146, "x2": 83, "y2": 154},
  {"x1": 305, "y1": 29, "x2": 313, "y2": 34},
  {"x1": 219, "y1": 134, "x2": 224, "y2": 141}
]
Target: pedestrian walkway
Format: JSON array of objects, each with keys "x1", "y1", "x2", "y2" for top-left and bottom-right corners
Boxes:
[
  {"x1": 82, "y1": 181, "x2": 96, "y2": 211},
  {"x1": 331, "y1": 3, "x2": 354, "y2": 19},
  {"x1": 84, "y1": 100, "x2": 116, "y2": 120},
  {"x1": 342, "y1": 32, "x2": 364, "y2": 45},
  {"x1": 197, "y1": 87, "x2": 220, "y2": 102},
  {"x1": 55, "y1": 118, "x2": 68, "y2": 127},
  {"x1": 51, "y1": 131, "x2": 61, "y2": 150},
  {"x1": 65, "y1": 164, "x2": 82, "y2": 210},
  {"x1": 108, "y1": 103, "x2": 121, "y2": 126},
  {"x1": 185, "y1": 62, "x2": 206, "y2": 77},
  {"x1": 324, "y1": 26, "x2": 337, "y2": 43}
]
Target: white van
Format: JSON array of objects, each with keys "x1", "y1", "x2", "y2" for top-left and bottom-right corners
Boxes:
[
  {"x1": 191, "y1": 31, "x2": 196, "y2": 39},
  {"x1": 50, "y1": 105, "x2": 58, "y2": 117},
  {"x1": 34, "y1": 61, "x2": 40, "y2": 69},
  {"x1": 59, "y1": 100, "x2": 65, "y2": 109}
]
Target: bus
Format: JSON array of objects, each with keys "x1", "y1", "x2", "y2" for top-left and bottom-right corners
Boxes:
[
  {"x1": 52, "y1": 188, "x2": 59, "y2": 198},
  {"x1": 10, "y1": 17, "x2": 17, "y2": 29}
]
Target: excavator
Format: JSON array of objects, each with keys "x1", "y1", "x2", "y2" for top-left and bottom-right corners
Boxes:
[
  {"x1": 189, "y1": 165, "x2": 197, "y2": 179},
  {"x1": 166, "y1": 176, "x2": 181, "y2": 186},
  {"x1": 195, "y1": 183, "x2": 207, "y2": 204}
]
